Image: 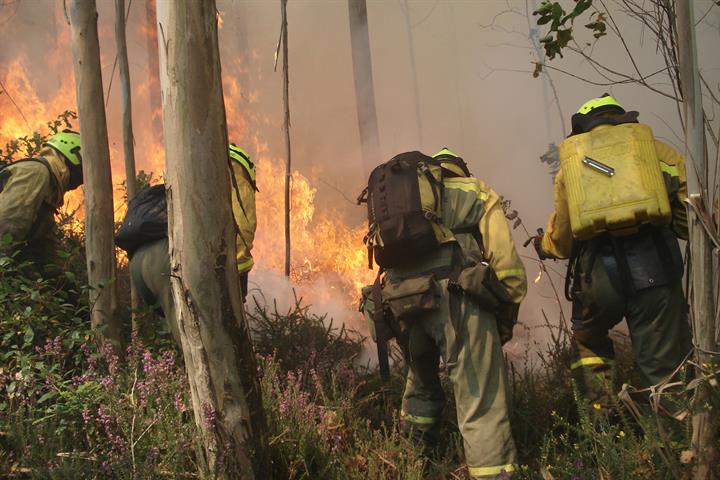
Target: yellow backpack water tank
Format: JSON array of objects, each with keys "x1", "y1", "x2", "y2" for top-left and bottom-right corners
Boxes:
[{"x1": 559, "y1": 123, "x2": 671, "y2": 240}]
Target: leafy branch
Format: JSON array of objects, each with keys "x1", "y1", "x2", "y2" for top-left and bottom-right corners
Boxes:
[{"x1": 533, "y1": 0, "x2": 603, "y2": 59}]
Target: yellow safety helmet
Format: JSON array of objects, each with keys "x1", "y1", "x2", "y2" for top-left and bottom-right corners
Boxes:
[
  {"x1": 433, "y1": 147, "x2": 459, "y2": 158},
  {"x1": 576, "y1": 93, "x2": 625, "y2": 116},
  {"x1": 432, "y1": 147, "x2": 471, "y2": 177},
  {"x1": 228, "y1": 143, "x2": 256, "y2": 183},
  {"x1": 45, "y1": 129, "x2": 81, "y2": 166}
]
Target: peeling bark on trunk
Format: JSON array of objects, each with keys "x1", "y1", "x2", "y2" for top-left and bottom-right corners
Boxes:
[
  {"x1": 348, "y1": 0, "x2": 381, "y2": 175},
  {"x1": 155, "y1": 2, "x2": 267, "y2": 478},
  {"x1": 69, "y1": 0, "x2": 121, "y2": 346}
]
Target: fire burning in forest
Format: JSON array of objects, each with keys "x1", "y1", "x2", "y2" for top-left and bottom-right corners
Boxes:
[{"x1": 0, "y1": 22, "x2": 374, "y2": 309}]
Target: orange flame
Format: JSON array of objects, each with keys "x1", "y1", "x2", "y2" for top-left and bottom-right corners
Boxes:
[{"x1": 0, "y1": 17, "x2": 373, "y2": 303}]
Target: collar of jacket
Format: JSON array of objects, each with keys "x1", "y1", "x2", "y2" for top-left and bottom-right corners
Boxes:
[{"x1": 38, "y1": 146, "x2": 70, "y2": 205}]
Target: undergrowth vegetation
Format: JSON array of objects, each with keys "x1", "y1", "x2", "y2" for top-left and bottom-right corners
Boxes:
[{"x1": 0, "y1": 223, "x2": 718, "y2": 479}]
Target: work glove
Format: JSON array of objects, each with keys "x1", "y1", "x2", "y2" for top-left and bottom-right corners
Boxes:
[
  {"x1": 524, "y1": 227, "x2": 550, "y2": 260},
  {"x1": 496, "y1": 302, "x2": 520, "y2": 345}
]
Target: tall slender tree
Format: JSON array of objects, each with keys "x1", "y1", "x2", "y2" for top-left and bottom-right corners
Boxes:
[
  {"x1": 281, "y1": 0, "x2": 291, "y2": 278},
  {"x1": 114, "y1": 0, "x2": 141, "y2": 327},
  {"x1": 69, "y1": 0, "x2": 121, "y2": 346},
  {"x1": 155, "y1": 1, "x2": 267, "y2": 477},
  {"x1": 677, "y1": 3, "x2": 718, "y2": 477},
  {"x1": 348, "y1": 0, "x2": 381, "y2": 174}
]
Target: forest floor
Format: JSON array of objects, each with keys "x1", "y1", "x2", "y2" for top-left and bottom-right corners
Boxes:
[{"x1": 0, "y1": 228, "x2": 717, "y2": 479}]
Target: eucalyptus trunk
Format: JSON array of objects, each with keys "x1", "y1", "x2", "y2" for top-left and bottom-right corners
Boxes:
[
  {"x1": 676, "y1": 2, "x2": 718, "y2": 477},
  {"x1": 155, "y1": 1, "x2": 267, "y2": 477},
  {"x1": 69, "y1": 0, "x2": 121, "y2": 346},
  {"x1": 348, "y1": 0, "x2": 381, "y2": 174}
]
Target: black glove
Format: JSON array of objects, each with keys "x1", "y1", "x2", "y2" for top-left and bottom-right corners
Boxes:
[
  {"x1": 524, "y1": 228, "x2": 550, "y2": 260},
  {"x1": 239, "y1": 272, "x2": 249, "y2": 303},
  {"x1": 496, "y1": 303, "x2": 520, "y2": 345}
]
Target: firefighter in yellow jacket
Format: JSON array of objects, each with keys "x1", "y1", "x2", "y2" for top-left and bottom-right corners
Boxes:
[
  {"x1": 229, "y1": 144, "x2": 258, "y2": 300},
  {"x1": 533, "y1": 95, "x2": 691, "y2": 412},
  {"x1": 362, "y1": 149, "x2": 527, "y2": 479},
  {"x1": 0, "y1": 130, "x2": 83, "y2": 267},
  {"x1": 126, "y1": 144, "x2": 258, "y2": 345}
]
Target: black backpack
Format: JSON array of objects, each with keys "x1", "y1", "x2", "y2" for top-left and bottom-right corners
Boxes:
[
  {"x1": 358, "y1": 151, "x2": 470, "y2": 269},
  {"x1": 115, "y1": 184, "x2": 168, "y2": 258}
]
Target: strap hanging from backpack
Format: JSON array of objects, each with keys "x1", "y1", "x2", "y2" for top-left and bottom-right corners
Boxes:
[
  {"x1": 446, "y1": 245, "x2": 466, "y2": 366},
  {"x1": 371, "y1": 269, "x2": 391, "y2": 381}
]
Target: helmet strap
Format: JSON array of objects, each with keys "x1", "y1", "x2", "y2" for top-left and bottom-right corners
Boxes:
[{"x1": 66, "y1": 159, "x2": 84, "y2": 190}]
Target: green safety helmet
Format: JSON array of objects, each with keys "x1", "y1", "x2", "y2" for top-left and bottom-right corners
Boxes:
[
  {"x1": 45, "y1": 130, "x2": 82, "y2": 166},
  {"x1": 432, "y1": 147, "x2": 471, "y2": 176},
  {"x1": 228, "y1": 143, "x2": 256, "y2": 182},
  {"x1": 433, "y1": 147, "x2": 459, "y2": 158},
  {"x1": 576, "y1": 93, "x2": 625, "y2": 116}
]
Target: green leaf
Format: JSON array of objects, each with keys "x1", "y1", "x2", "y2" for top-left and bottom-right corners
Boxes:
[
  {"x1": 38, "y1": 391, "x2": 56, "y2": 404},
  {"x1": 532, "y1": 62, "x2": 543, "y2": 78},
  {"x1": 556, "y1": 28, "x2": 573, "y2": 47},
  {"x1": 537, "y1": 15, "x2": 552, "y2": 25},
  {"x1": 23, "y1": 326, "x2": 34, "y2": 345},
  {"x1": 551, "y1": 3, "x2": 563, "y2": 22}
]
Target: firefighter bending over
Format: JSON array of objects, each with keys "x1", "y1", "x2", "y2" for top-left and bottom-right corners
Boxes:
[
  {"x1": 0, "y1": 130, "x2": 84, "y2": 267},
  {"x1": 359, "y1": 149, "x2": 527, "y2": 479},
  {"x1": 115, "y1": 144, "x2": 258, "y2": 344}
]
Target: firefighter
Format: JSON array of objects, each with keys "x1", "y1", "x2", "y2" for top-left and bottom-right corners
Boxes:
[
  {"x1": 121, "y1": 144, "x2": 258, "y2": 344},
  {"x1": 0, "y1": 129, "x2": 83, "y2": 267},
  {"x1": 532, "y1": 94, "x2": 692, "y2": 413},
  {"x1": 229, "y1": 144, "x2": 258, "y2": 301},
  {"x1": 361, "y1": 149, "x2": 527, "y2": 479}
]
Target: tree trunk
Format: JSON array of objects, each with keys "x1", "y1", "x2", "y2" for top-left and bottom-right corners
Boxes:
[
  {"x1": 69, "y1": 0, "x2": 121, "y2": 346},
  {"x1": 401, "y1": 0, "x2": 423, "y2": 147},
  {"x1": 114, "y1": 0, "x2": 141, "y2": 329},
  {"x1": 676, "y1": 2, "x2": 718, "y2": 478},
  {"x1": 281, "y1": 0, "x2": 291, "y2": 278},
  {"x1": 348, "y1": 0, "x2": 381, "y2": 175},
  {"x1": 155, "y1": 2, "x2": 267, "y2": 478}
]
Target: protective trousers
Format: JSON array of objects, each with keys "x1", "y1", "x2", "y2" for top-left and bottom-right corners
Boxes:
[
  {"x1": 570, "y1": 243, "x2": 691, "y2": 411},
  {"x1": 400, "y1": 278, "x2": 517, "y2": 479},
  {"x1": 128, "y1": 238, "x2": 180, "y2": 345}
]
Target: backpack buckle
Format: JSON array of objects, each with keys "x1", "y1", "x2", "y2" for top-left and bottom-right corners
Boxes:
[{"x1": 447, "y1": 280, "x2": 463, "y2": 294}]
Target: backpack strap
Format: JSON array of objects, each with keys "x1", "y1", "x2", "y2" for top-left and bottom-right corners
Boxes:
[
  {"x1": 446, "y1": 245, "x2": 466, "y2": 366},
  {"x1": 3, "y1": 157, "x2": 58, "y2": 194},
  {"x1": 451, "y1": 225, "x2": 486, "y2": 258},
  {"x1": 371, "y1": 269, "x2": 391, "y2": 381}
]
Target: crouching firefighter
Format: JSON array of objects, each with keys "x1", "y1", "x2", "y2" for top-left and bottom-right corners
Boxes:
[
  {"x1": 358, "y1": 149, "x2": 527, "y2": 479},
  {"x1": 0, "y1": 130, "x2": 84, "y2": 269},
  {"x1": 530, "y1": 94, "x2": 692, "y2": 415},
  {"x1": 115, "y1": 144, "x2": 259, "y2": 345}
]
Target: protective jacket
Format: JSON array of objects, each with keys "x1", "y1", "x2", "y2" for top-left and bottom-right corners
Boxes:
[
  {"x1": 0, "y1": 148, "x2": 70, "y2": 251},
  {"x1": 538, "y1": 125, "x2": 691, "y2": 411},
  {"x1": 365, "y1": 157, "x2": 526, "y2": 479},
  {"x1": 230, "y1": 160, "x2": 257, "y2": 274}
]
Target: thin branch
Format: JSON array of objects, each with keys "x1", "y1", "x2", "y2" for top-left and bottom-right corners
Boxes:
[{"x1": 0, "y1": 77, "x2": 29, "y2": 128}]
